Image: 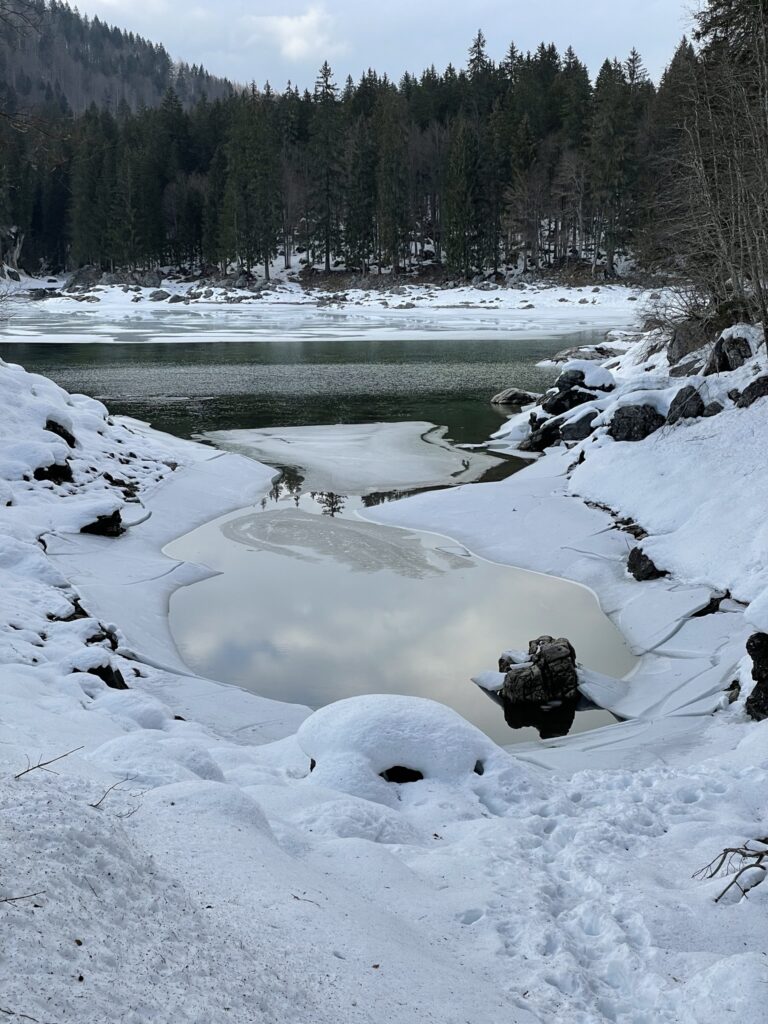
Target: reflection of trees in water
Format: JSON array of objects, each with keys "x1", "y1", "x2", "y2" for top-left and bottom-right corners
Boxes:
[
  {"x1": 264, "y1": 466, "x2": 305, "y2": 507},
  {"x1": 311, "y1": 491, "x2": 346, "y2": 517}
]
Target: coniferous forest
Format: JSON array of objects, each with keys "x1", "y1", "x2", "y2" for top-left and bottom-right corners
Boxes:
[{"x1": 1, "y1": 0, "x2": 766, "y2": 325}]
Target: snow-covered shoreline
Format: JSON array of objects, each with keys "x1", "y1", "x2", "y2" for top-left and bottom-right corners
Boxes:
[{"x1": 0, "y1": 316, "x2": 766, "y2": 1022}]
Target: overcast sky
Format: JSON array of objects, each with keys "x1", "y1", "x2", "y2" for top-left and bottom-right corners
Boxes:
[{"x1": 78, "y1": 1, "x2": 694, "y2": 90}]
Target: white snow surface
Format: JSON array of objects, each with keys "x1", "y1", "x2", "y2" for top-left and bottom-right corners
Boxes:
[{"x1": 0, "y1": 321, "x2": 767, "y2": 1022}]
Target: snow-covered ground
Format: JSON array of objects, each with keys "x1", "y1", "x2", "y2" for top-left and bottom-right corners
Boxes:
[{"x1": 0, "y1": 307, "x2": 766, "y2": 1022}]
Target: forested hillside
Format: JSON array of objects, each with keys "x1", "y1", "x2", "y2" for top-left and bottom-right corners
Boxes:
[
  {"x1": 0, "y1": 0, "x2": 233, "y2": 116},
  {"x1": 1, "y1": 0, "x2": 762, "y2": 322}
]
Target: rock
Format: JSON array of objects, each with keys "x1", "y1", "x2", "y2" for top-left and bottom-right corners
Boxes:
[
  {"x1": 5, "y1": 267, "x2": 20, "y2": 282},
  {"x1": 703, "y1": 334, "x2": 753, "y2": 375},
  {"x1": 627, "y1": 546, "x2": 668, "y2": 581},
  {"x1": 66, "y1": 265, "x2": 102, "y2": 292},
  {"x1": 518, "y1": 417, "x2": 562, "y2": 453},
  {"x1": 45, "y1": 418, "x2": 76, "y2": 448},
  {"x1": 550, "y1": 344, "x2": 616, "y2": 364},
  {"x1": 669, "y1": 359, "x2": 704, "y2": 378},
  {"x1": 541, "y1": 386, "x2": 597, "y2": 417},
  {"x1": 149, "y1": 289, "x2": 171, "y2": 302},
  {"x1": 133, "y1": 268, "x2": 162, "y2": 289},
  {"x1": 560, "y1": 410, "x2": 597, "y2": 442},
  {"x1": 745, "y1": 633, "x2": 768, "y2": 721},
  {"x1": 702, "y1": 401, "x2": 723, "y2": 417},
  {"x1": 667, "y1": 319, "x2": 712, "y2": 365},
  {"x1": 667, "y1": 385, "x2": 705, "y2": 425},
  {"x1": 490, "y1": 387, "x2": 541, "y2": 406},
  {"x1": 489, "y1": 636, "x2": 581, "y2": 739},
  {"x1": 85, "y1": 664, "x2": 129, "y2": 690},
  {"x1": 80, "y1": 510, "x2": 124, "y2": 537},
  {"x1": 167, "y1": 293, "x2": 186, "y2": 304},
  {"x1": 608, "y1": 404, "x2": 665, "y2": 442},
  {"x1": 33, "y1": 460, "x2": 73, "y2": 485},
  {"x1": 736, "y1": 375, "x2": 768, "y2": 408}
]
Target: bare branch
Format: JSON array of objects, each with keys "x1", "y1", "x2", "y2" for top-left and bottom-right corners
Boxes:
[{"x1": 13, "y1": 746, "x2": 84, "y2": 781}]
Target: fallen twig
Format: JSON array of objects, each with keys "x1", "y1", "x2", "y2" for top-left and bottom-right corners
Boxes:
[
  {"x1": 14, "y1": 747, "x2": 84, "y2": 780},
  {"x1": 0, "y1": 891, "x2": 45, "y2": 905},
  {"x1": 89, "y1": 776, "x2": 137, "y2": 810}
]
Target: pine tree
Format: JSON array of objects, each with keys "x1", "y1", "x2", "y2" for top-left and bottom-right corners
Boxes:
[{"x1": 309, "y1": 61, "x2": 343, "y2": 273}]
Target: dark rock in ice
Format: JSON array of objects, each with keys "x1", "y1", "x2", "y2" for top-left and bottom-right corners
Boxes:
[
  {"x1": 379, "y1": 766, "x2": 424, "y2": 784},
  {"x1": 627, "y1": 546, "x2": 668, "y2": 581},
  {"x1": 149, "y1": 289, "x2": 171, "y2": 302},
  {"x1": 80, "y1": 510, "x2": 124, "y2": 537}
]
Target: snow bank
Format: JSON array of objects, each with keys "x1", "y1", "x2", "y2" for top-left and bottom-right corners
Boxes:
[{"x1": 298, "y1": 694, "x2": 499, "y2": 805}]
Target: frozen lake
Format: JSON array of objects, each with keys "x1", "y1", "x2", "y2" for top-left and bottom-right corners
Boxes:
[
  {"x1": 2, "y1": 301, "x2": 638, "y2": 743},
  {"x1": 165, "y1": 425, "x2": 637, "y2": 747},
  {"x1": 0, "y1": 299, "x2": 630, "y2": 442}
]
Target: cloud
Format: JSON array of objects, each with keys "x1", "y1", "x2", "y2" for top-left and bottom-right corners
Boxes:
[{"x1": 244, "y1": 4, "x2": 347, "y2": 63}]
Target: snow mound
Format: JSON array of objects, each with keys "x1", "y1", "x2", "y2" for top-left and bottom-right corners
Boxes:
[
  {"x1": 297, "y1": 695, "x2": 498, "y2": 804},
  {"x1": 561, "y1": 359, "x2": 615, "y2": 390}
]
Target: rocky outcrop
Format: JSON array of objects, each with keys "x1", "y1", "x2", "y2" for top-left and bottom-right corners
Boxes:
[
  {"x1": 666, "y1": 386, "x2": 705, "y2": 425},
  {"x1": 745, "y1": 633, "x2": 768, "y2": 721},
  {"x1": 627, "y1": 546, "x2": 668, "y2": 581},
  {"x1": 736, "y1": 375, "x2": 768, "y2": 408},
  {"x1": 608, "y1": 404, "x2": 665, "y2": 442},
  {"x1": 703, "y1": 335, "x2": 753, "y2": 376}
]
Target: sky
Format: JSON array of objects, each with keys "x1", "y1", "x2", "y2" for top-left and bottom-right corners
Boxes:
[{"x1": 77, "y1": 0, "x2": 694, "y2": 90}]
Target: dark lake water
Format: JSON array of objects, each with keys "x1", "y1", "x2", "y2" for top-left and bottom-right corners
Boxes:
[{"x1": 0, "y1": 333, "x2": 585, "y2": 443}]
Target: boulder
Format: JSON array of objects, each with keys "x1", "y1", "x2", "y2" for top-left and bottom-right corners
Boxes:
[
  {"x1": 666, "y1": 385, "x2": 705, "y2": 425},
  {"x1": 168, "y1": 293, "x2": 186, "y2": 304},
  {"x1": 745, "y1": 633, "x2": 768, "y2": 721},
  {"x1": 627, "y1": 546, "x2": 668, "y2": 581},
  {"x1": 490, "y1": 387, "x2": 541, "y2": 406},
  {"x1": 703, "y1": 334, "x2": 753, "y2": 375},
  {"x1": 149, "y1": 289, "x2": 171, "y2": 302},
  {"x1": 133, "y1": 268, "x2": 163, "y2": 289},
  {"x1": 5, "y1": 267, "x2": 20, "y2": 282},
  {"x1": 560, "y1": 410, "x2": 597, "y2": 442},
  {"x1": 667, "y1": 320, "x2": 712, "y2": 365},
  {"x1": 608, "y1": 404, "x2": 665, "y2": 442},
  {"x1": 66, "y1": 265, "x2": 102, "y2": 292},
  {"x1": 541, "y1": 387, "x2": 597, "y2": 417},
  {"x1": 702, "y1": 401, "x2": 723, "y2": 418},
  {"x1": 736, "y1": 375, "x2": 768, "y2": 409},
  {"x1": 491, "y1": 636, "x2": 581, "y2": 739}
]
